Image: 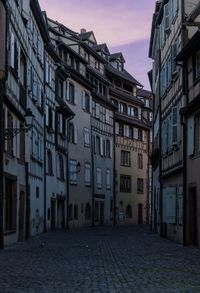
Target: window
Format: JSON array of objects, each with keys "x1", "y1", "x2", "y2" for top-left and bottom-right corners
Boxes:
[
  {"x1": 68, "y1": 123, "x2": 77, "y2": 144},
  {"x1": 85, "y1": 203, "x2": 91, "y2": 220},
  {"x1": 119, "y1": 102, "x2": 127, "y2": 114},
  {"x1": 47, "y1": 150, "x2": 53, "y2": 175},
  {"x1": 74, "y1": 205, "x2": 78, "y2": 220},
  {"x1": 57, "y1": 79, "x2": 63, "y2": 99},
  {"x1": 5, "y1": 178, "x2": 17, "y2": 231},
  {"x1": 96, "y1": 135, "x2": 100, "y2": 155},
  {"x1": 84, "y1": 163, "x2": 91, "y2": 186},
  {"x1": 128, "y1": 106, "x2": 138, "y2": 118},
  {"x1": 106, "y1": 169, "x2": 111, "y2": 190},
  {"x1": 195, "y1": 51, "x2": 200, "y2": 80},
  {"x1": 10, "y1": 32, "x2": 19, "y2": 76},
  {"x1": 69, "y1": 82, "x2": 75, "y2": 104},
  {"x1": 96, "y1": 168, "x2": 102, "y2": 189},
  {"x1": 138, "y1": 129, "x2": 143, "y2": 141},
  {"x1": 137, "y1": 178, "x2": 144, "y2": 194},
  {"x1": 59, "y1": 155, "x2": 64, "y2": 180},
  {"x1": 82, "y1": 92, "x2": 91, "y2": 113},
  {"x1": 36, "y1": 186, "x2": 39, "y2": 199},
  {"x1": 84, "y1": 128, "x2": 90, "y2": 147},
  {"x1": 194, "y1": 112, "x2": 200, "y2": 153},
  {"x1": 120, "y1": 175, "x2": 131, "y2": 193},
  {"x1": 106, "y1": 140, "x2": 111, "y2": 157},
  {"x1": 7, "y1": 112, "x2": 13, "y2": 156},
  {"x1": 48, "y1": 107, "x2": 53, "y2": 130},
  {"x1": 121, "y1": 151, "x2": 131, "y2": 167},
  {"x1": 105, "y1": 109, "x2": 110, "y2": 124},
  {"x1": 69, "y1": 160, "x2": 77, "y2": 185},
  {"x1": 126, "y1": 205, "x2": 132, "y2": 218},
  {"x1": 138, "y1": 153, "x2": 143, "y2": 169}
]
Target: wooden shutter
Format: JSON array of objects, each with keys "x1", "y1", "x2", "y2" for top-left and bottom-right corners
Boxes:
[
  {"x1": 89, "y1": 95, "x2": 93, "y2": 113},
  {"x1": 10, "y1": 32, "x2": 15, "y2": 68},
  {"x1": 82, "y1": 91, "x2": 86, "y2": 110},
  {"x1": 74, "y1": 83, "x2": 78, "y2": 105},
  {"x1": 100, "y1": 137, "x2": 103, "y2": 156},
  {"x1": 110, "y1": 140, "x2": 113, "y2": 158},
  {"x1": 172, "y1": 107, "x2": 178, "y2": 145},
  {"x1": 74, "y1": 125, "x2": 78, "y2": 144},
  {"x1": 66, "y1": 79, "x2": 70, "y2": 101}
]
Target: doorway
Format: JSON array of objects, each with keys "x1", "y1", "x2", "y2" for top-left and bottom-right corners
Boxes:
[
  {"x1": 138, "y1": 203, "x2": 143, "y2": 224},
  {"x1": 18, "y1": 190, "x2": 25, "y2": 241},
  {"x1": 51, "y1": 199, "x2": 56, "y2": 231},
  {"x1": 188, "y1": 187, "x2": 198, "y2": 245}
]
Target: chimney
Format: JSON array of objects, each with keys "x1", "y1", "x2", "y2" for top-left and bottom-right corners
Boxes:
[{"x1": 80, "y1": 28, "x2": 86, "y2": 34}]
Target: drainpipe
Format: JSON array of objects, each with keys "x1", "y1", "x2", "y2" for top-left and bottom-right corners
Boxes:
[
  {"x1": 113, "y1": 113, "x2": 116, "y2": 226},
  {"x1": 43, "y1": 51, "x2": 47, "y2": 233},
  {"x1": 0, "y1": 0, "x2": 8, "y2": 249},
  {"x1": 66, "y1": 115, "x2": 74, "y2": 229},
  {"x1": 91, "y1": 122, "x2": 95, "y2": 227},
  {"x1": 158, "y1": 47, "x2": 163, "y2": 237},
  {"x1": 181, "y1": 59, "x2": 188, "y2": 247}
]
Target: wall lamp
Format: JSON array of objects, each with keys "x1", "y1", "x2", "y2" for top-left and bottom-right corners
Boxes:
[{"x1": 3, "y1": 108, "x2": 34, "y2": 140}]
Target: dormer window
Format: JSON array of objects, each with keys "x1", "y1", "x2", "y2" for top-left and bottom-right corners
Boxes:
[{"x1": 117, "y1": 61, "x2": 123, "y2": 71}]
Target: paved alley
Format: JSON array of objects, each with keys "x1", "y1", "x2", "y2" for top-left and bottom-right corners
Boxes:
[{"x1": 0, "y1": 226, "x2": 200, "y2": 292}]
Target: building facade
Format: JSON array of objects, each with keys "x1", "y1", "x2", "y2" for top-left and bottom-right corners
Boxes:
[
  {"x1": 0, "y1": 0, "x2": 151, "y2": 247},
  {"x1": 149, "y1": 0, "x2": 199, "y2": 244}
]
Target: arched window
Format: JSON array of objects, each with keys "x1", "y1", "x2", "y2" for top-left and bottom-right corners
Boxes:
[
  {"x1": 126, "y1": 205, "x2": 132, "y2": 219},
  {"x1": 69, "y1": 204, "x2": 73, "y2": 221},
  {"x1": 85, "y1": 203, "x2": 91, "y2": 220}
]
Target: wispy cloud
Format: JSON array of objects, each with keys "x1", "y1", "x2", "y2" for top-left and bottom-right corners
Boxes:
[{"x1": 39, "y1": 0, "x2": 155, "y2": 47}]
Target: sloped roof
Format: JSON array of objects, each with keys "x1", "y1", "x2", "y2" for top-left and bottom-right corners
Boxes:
[
  {"x1": 78, "y1": 31, "x2": 97, "y2": 44},
  {"x1": 106, "y1": 64, "x2": 142, "y2": 87},
  {"x1": 92, "y1": 43, "x2": 110, "y2": 55},
  {"x1": 110, "y1": 52, "x2": 125, "y2": 63},
  {"x1": 137, "y1": 88, "x2": 152, "y2": 99}
]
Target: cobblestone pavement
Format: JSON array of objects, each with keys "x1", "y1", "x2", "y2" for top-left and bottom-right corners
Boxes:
[{"x1": 0, "y1": 226, "x2": 200, "y2": 293}]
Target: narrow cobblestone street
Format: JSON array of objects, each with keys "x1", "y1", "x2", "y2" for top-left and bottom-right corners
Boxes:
[{"x1": 0, "y1": 226, "x2": 200, "y2": 293}]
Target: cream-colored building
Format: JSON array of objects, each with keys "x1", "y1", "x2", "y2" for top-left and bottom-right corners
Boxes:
[{"x1": 106, "y1": 53, "x2": 151, "y2": 225}]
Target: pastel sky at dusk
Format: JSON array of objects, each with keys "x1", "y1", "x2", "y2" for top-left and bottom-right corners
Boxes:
[{"x1": 39, "y1": 0, "x2": 156, "y2": 90}]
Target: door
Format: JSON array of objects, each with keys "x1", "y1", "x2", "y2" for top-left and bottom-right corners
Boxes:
[
  {"x1": 189, "y1": 187, "x2": 198, "y2": 245},
  {"x1": 18, "y1": 191, "x2": 25, "y2": 241},
  {"x1": 138, "y1": 204, "x2": 143, "y2": 224},
  {"x1": 100, "y1": 202, "x2": 104, "y2": 225},
  {"x1": 51, "y1": 199, "x2": 56, "y2": 231}
]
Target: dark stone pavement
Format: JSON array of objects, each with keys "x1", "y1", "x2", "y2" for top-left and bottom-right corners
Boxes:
[{"x1": 0, "y1": 225, "x2": 200, "y2": 292}]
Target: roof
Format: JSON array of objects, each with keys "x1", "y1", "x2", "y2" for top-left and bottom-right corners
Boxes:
[
  {"x1": 110, "y1": 52, "x2": 125, "y2": 63},
  {"x1": 87, "y1": 65, "x2": 110, "y2": 84},
  {"x1": 47, "y1": 17, "x2": 78, "y2": 36},
  {"x1": 115, "y1": 113, "x2": 150, "y2": 130},
  {"x1": 137, "y1": 88, "x2": 152, "y2": 99},
  {"x1": 109, "y1": 87, "x2": 144, "y2": 106},
  {"x1": 92, "y1": 43, "x2": 110, "y2": 55},
  {"x1": 106, "y1": 64, "x2": 143, "y2": 87},
  {"x1": 78, "y1": 31, "x2": 97, "y2": 44}
]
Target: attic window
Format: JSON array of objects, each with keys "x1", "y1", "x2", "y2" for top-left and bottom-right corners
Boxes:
[{"x1": 117, "y1": 61, "x2": 123, "y2": 71}]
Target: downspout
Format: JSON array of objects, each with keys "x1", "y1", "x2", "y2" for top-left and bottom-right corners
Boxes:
[
  {"x1": 158, "y1": 47, "x2": 163, "y2": 237},
  {"x1": 113, "y1": 112, "x2": 116, "y2": 226},
  {"x1": 181, "y1": 59, "x2": 188, "y2": 246},
  {"x1": 43, "y1": 50, "x2": 47, "y2": 233},
  {"x1": 91, "y1": 122, "x2": 95, "y2": 227},
  {"x1": 66, "y1": 115, "x2": 74, "y2": 229},
  {"x1": 0, "y1": 0, "x2": 9, "y2": 249}
]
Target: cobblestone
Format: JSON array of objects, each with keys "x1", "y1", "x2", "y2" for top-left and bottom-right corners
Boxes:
[{"x1": 0, "y1": 225, "x2": 200, "y2": 292}]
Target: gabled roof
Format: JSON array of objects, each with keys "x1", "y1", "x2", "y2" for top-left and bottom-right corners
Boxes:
[
  {"x1": 106, "y1": 64, "x2": 142, "y2": 87},
  {"x1": 137, "y1": 88, "x2": 152, "y2": 99},
  {"x1": 78, "y1": 31, "x2": 97, "y2": 44},
  {"x1": 92, "y1": 43, "x2": 110, "y2": 55},
  {"x1": 47, "y1": 17, "x2": 78, "y2": 36},
  {"x1": 109, "y1": 52, "x2": 125, "y2": 63}
]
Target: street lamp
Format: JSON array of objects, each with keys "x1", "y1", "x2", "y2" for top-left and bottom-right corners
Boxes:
[
  {"x1": 0, "y1": 108, "x2": 34, "y2": 249},
  {"x1": 3, "y1": 108, "x2": 34, "y2": 140}
]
